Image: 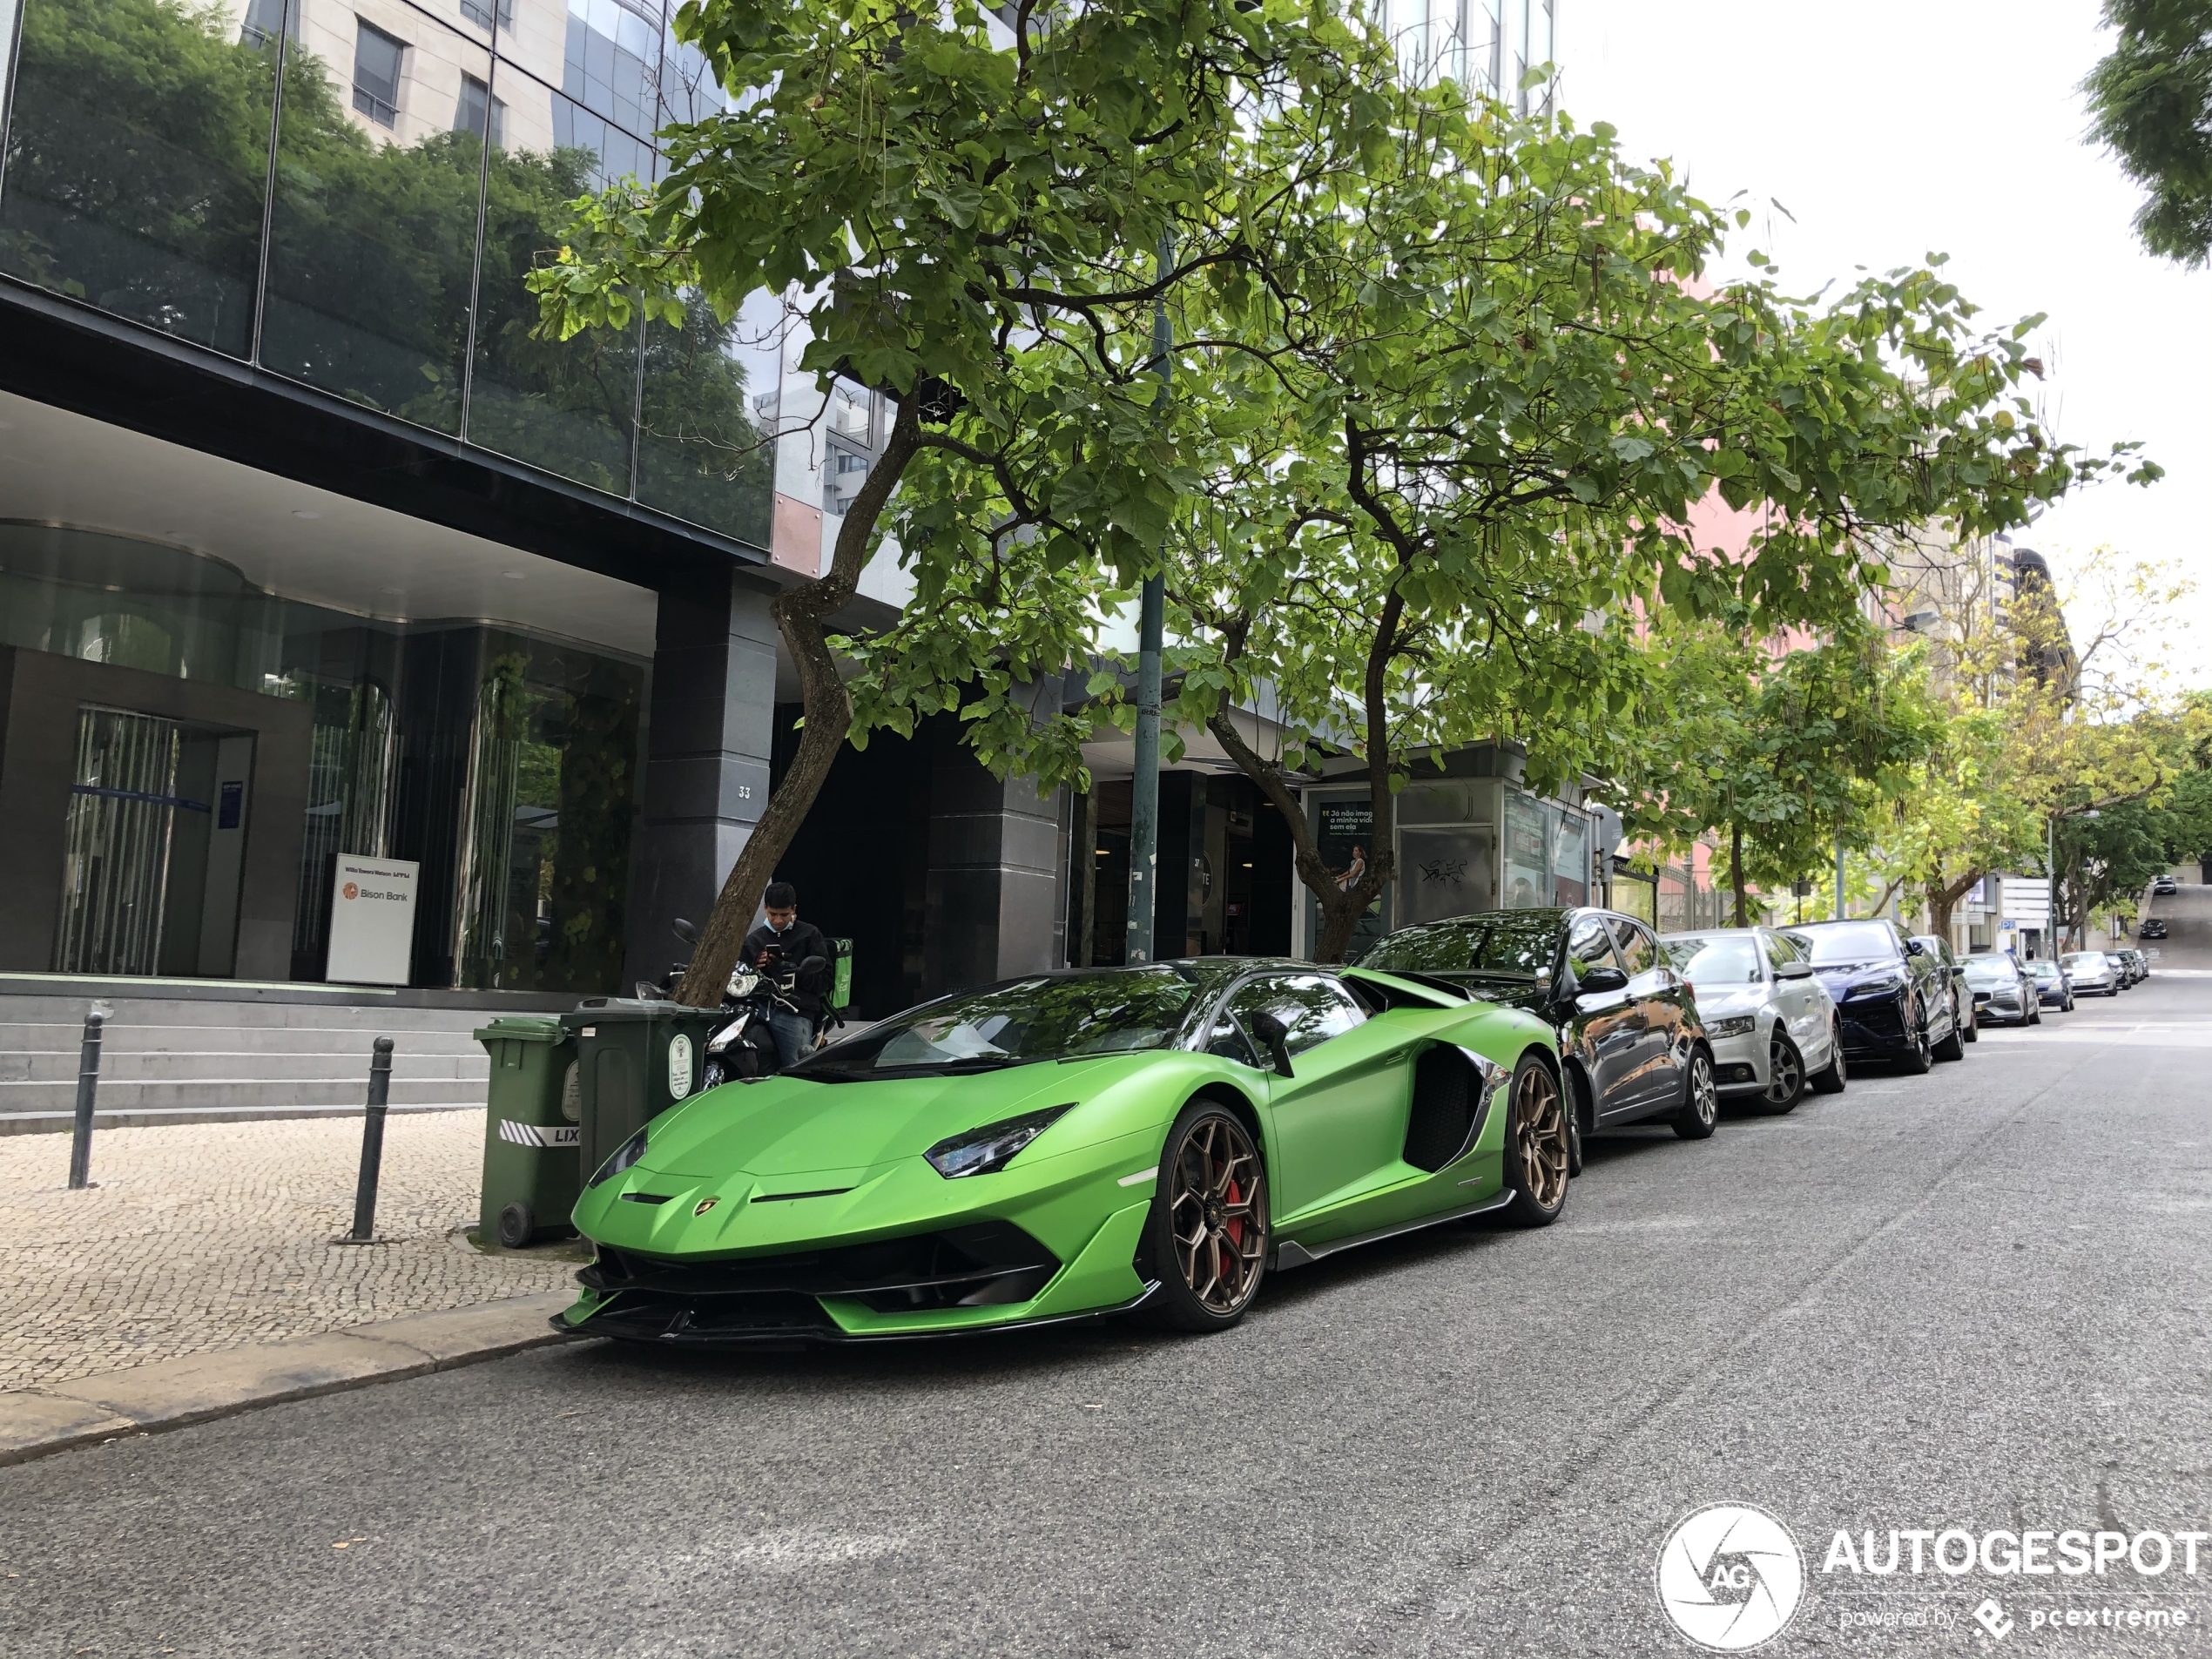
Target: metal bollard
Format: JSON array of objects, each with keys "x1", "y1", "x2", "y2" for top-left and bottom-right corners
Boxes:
[
  {"x1": 66, "y1": 1008, "x2": 106, "y2": 1190},
  {"x1": 347, "y1": 1037, "x2": 395, "y2": 1243}
]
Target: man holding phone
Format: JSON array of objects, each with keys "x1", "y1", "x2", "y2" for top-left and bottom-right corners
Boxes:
[{"x1": 739, "y1": 880, "x2": 833, "y2": 1069}]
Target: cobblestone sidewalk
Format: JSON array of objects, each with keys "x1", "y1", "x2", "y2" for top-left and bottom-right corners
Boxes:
[{"x1": 0, "y1": 1112, "x2": 577, "y2": 1391}]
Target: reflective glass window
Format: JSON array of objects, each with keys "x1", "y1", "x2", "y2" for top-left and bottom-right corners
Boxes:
[
  {"x1": 259, "y1": 4, "x2": 490, "y2": 435},
  {"x1": 0, "y1": 0, "x2": 278, "y2": 358},
  {"x1": 458, "y1": 0, "x2": 513, "y2": 32},
  {"x1": 456, "y1": 74, "x2": 504, "y2": 148},
  {"x1": 635, "y1": 285, "x2": 781, "y2": 548},
  {"x1": 352, "y1": 18, "x2": 406, "y2": 128},
  {"x1": 462, "y1": 63, "x2": 641, "y2": 494},
  {"x1": 451, "y1": 635, "x2": 644, "y2": 993},
  {"x1": 1224, "y1": 974, "x2": 1366, "y2": 1056},
  {"x1": 1608, "y1": 917, "x2": 1654, "y2": 975},
  {"x1": 240, "y1": 0, "x2": 299, "y2": 49},
  {"x1": 562, "y1": 0, "x2": 664, "y2": 140},
  {"x1": 1565, "y1": 916, "x2": 1617, "y2": 978}
]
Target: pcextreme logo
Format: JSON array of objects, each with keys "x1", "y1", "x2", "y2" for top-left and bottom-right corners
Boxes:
[{"x1": 1656, "y1": 1503, "x2": 1806, "y2": 1651}]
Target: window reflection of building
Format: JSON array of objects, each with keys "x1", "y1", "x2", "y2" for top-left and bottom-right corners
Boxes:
[{"x1": 0, "y1": 0, "x2": 777, "y2": 545}]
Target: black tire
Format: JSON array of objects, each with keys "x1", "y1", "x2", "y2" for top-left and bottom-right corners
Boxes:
[
  {"x1": 1894, "y1": 1001, "x2": 1933, "y2": 1074},
  {"x1": 1499, "y1": 1055, "x2": 1570, "y2": 1226},
  {"x1": 496, "y1": 1201, "x2": 535, "y2": 1250},
  {"x1": 1671, "y1": 1047, "x2": 1719, "y2": 1140},
  {"x1": 2029, "y1": 1005, "x2": 2042, "y2": 1026},
  {"x1": 1757, "y1": 1030, "x2": 1806, "y2": 1114},
  {"x1": 1808, "y1": 1022, "x2": 1847, "y2": 1094},
  {"x1": 1564, "y1": 1065, "x2": 1591, "y2": 1177},
  {"x1": 1960, "y1": 999, "x2": 1978, "y2": 1042},
  {"x1": 1137, "y1": 1101, "x2": 1268, "y2": 1333},
  {"x1": 1932, "y1": 1001, "x2": 1966, "y2": 1062}
]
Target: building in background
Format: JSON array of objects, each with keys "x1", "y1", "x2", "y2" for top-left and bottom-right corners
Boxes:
[{"x1": 0, "y1": 0, "x2": 1065, "y2": 1015}]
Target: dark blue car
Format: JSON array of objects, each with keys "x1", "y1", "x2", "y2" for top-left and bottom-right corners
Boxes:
[{"x1": 1785, "y1": 920, "x2": 1964, "y2": 1075}]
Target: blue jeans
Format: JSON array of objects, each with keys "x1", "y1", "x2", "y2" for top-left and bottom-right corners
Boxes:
[{"x1": 769, "y1": 1011, "x2": 813, "y2": 1070}]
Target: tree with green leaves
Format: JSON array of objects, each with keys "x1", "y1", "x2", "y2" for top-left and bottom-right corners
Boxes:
[
  {"x1": 1142, "y1": 76, "x2": 2140, "y2": 961},
  {"x1": 1611, "y1": 615, "x2": 1940, "y2": 929},
  {"x1": 2084, "y1": 0, "x2": 2212, "y2": 264},
  {"x1": 534, "y1": 0, "x2": 1384, "y2": 1002}
]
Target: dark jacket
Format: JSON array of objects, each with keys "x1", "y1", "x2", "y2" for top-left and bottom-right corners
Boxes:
[{"x1": 740, "y1": 920, "x2": 833, "y2": 1018}]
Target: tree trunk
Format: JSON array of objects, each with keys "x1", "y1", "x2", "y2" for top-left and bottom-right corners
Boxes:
[
  {"x1": 673, "y1": 399, "x2": 924, "y2": 1007},
  {"x1": 1925, "y1": 867, "x2": 1981, "y2": 944},
  {"x1": 1730, "y1": 821, "x2": 1748, "y2": 927}
]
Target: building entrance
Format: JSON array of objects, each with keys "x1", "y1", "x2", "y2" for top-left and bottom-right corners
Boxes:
[{"x1": 53, "y1": 705, "x2": 253, "y2": 978}]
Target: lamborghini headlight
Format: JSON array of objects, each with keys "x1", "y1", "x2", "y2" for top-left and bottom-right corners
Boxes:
[
  {"x1": 587, "y1": 1126, "x2": 648, "y2": 1189},
  {"x1": 925, "y1": 1105, "x2": 1074, "y2": 1179},
  {"x1": 1705, "y1": 1015, "x2": 1757, "y2": 1038}
]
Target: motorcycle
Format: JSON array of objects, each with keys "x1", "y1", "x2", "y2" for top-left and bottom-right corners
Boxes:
[
  {"x1": 637, "y1": 919, "x2": 835, "y2": 1085},
  {"x1": 702, "y1": 965, "x2": 784, "y2": 1088}
]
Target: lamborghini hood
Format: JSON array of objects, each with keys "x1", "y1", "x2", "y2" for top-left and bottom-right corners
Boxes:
[{"x1": 634, "y1": 1055, "x2": 1129, "y2": 1179}]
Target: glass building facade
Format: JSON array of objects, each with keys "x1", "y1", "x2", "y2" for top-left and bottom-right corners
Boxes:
[
  {"x1": 0, "y1": 0, "x2": 778, "y2": 550},
  {"x1": 0, "y1": 523, "x2": 644, "y2": 992},
  {"x1": 1380, "y1": 0, "x2": 1556, "y2": 111}
]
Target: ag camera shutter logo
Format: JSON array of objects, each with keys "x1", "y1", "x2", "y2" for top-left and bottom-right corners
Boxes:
[{"x1": 1656, "y1": 1503, "x2": 1805, "y2": 1651}]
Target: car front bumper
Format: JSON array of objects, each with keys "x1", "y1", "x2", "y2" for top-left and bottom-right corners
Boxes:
[
  {"x1": 1973, "y1": 990, "x2": 2029, "y2": 1023},
  {"x1": 1834, "y1": 988, "x2": 1925, "y2": 1059},
  {"x1": 560, "y1": 1124, "x2": 1170, "y2": 1345},
  {"x1": 1703, "y1": 1023, "x2": 1769, "y2": 1094}
]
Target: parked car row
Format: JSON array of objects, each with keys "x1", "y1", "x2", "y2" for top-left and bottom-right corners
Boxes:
[{"x1": 563, "y1": 904, "x2": 2076, "y2": 1348}]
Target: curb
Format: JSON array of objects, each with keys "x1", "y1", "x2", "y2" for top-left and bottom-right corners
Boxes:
[{"x1": 0, "y1": 1292, "x2": 578, "y2": 1467}]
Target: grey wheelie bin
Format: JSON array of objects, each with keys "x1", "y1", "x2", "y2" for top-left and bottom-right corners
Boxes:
[
  {"x1": 561, "y1": 998, "x2": 724, "y2": 1191},
  {"x1": 474, "y1": 1015, "x2": 582, "y2": 1248}
]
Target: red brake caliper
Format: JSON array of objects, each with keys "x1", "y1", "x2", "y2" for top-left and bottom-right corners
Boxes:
[{"x1": 1223, "y1": 1177, "x2": 1244, "y2": 1249}]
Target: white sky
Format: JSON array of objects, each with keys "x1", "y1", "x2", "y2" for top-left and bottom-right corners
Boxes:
[{"x1": 1568, "y1": 0, "x2": 2210, "y2": 686}]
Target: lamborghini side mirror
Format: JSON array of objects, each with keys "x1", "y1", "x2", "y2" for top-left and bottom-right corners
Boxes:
[{"x1": 1248, "y1": 1011, "x2": 1295, "y2": 1078}]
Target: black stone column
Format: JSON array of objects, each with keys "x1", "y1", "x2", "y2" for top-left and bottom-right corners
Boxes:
[
  {"x1": 921, "y1": 698, "x2": 1071, "y2": 997},
  {"x1": 624, "y1": 567, "x2": 778, "y2": 988}
]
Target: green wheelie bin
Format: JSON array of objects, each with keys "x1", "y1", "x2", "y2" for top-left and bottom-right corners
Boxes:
[
  {"x1": 561, "y1": 999, "x2": 725, "y2": 1190},
  {"x1": 474, "y1": 1015, "x2": 582, "y2": 1248}
]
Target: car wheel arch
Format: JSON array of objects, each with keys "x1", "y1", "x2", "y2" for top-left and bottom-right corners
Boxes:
[{"x1": 1180, "y1": 1084, "x2": 1271, "y2": 1191}]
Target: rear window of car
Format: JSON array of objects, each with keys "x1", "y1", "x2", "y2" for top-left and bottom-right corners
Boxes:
[
  {"x1": 1962, "y1": 956, "x2": 2013, "y2": 986},
  {"x1": 1663, "y1": 934, "x2": 1764, "y2": 985},
  {"x1": 2062, "y1": 953, "x2": 2107, "y2": 969}
]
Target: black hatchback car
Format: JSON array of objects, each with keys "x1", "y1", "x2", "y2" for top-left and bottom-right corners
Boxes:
[
  {"x1": 1359, "y1": 907, "x2": 1717, "y2": 1162},
  {"x1": 1789, "y1": 919, "x2": 1964, "y2": 1072}
]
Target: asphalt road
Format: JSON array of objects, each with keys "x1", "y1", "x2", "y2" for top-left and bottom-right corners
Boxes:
[{"x1": 5, "y1": 897, "x2": 2210, "y2": 1658}]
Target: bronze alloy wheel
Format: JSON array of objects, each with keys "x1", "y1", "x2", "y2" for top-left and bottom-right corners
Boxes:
[
  {"x1": 1513, "y1": 1062, "x2": 1569, "y2": 1211},
  {"x1": 1167, "y1": 1113, "x2": 1268, "y2": 1317}
]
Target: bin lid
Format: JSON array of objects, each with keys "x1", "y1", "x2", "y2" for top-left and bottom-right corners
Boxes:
[
  {"x1": 472, "y1": 1015, "x2": 569, "y2": 1044},
  {"x1": 558, "y1": 999, "x2": 680, "y2": 1030}
]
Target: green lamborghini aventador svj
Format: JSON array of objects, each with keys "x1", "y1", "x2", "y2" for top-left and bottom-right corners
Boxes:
[{"x1": 558, "y1": 959, "x2": 1566, "y2": 1344}]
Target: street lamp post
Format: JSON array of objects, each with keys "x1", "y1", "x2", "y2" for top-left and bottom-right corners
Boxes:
[{"x1": 1125, "y1": 233, "x2": 1173, "y2": 966}]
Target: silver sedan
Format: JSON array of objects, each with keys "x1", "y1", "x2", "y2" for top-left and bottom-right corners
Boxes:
[
  {"x1": 1660, "y1": 927, "x2": 1846, "y2": 1111},
  {"x1": 2060, "y1": 950, "x2": 2122, "y2": 996}
]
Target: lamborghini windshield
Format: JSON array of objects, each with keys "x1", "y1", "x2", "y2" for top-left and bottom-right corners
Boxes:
[
  {"x1": 789, "y1": 968, "x2": 1207, "y2": 1079},
  {"x1": 1359, "y1": 913, "x2": 1561, "y2": 980}
]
